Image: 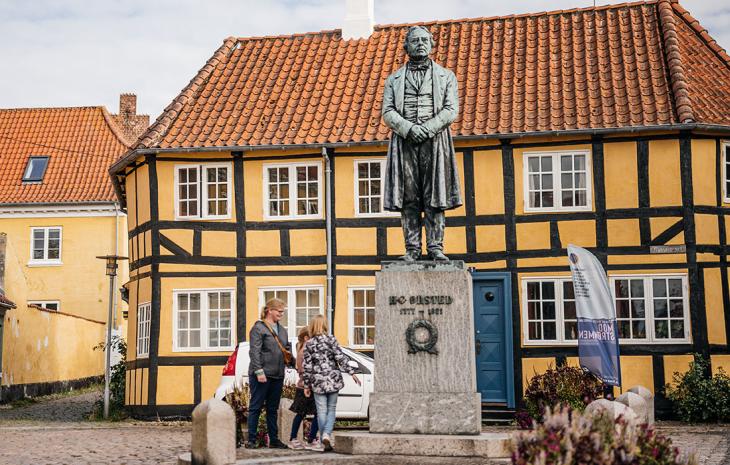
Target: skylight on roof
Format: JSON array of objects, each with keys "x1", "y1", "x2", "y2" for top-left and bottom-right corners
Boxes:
[{"x1": 22, "y1": 156, "x2": 49, "y2": 183}]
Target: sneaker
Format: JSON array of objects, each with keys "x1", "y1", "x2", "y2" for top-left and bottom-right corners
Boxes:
[
  {"x1": 287, "y1": 439, "x2": 305, "y2": 450},
  {"x1": 322, "y1": 434, "x2": 333, "y2": 452},
  {"x1": 305, "y1": 439, "x2": 323, "y2": 451},
  {"x1": 269, "y1": 439, "x2": 288, "y2": 449}
]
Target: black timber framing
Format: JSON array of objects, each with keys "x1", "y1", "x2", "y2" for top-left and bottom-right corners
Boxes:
[
  {"x1": 716, "y1": 139, "x2": 730, "y2": 347},
  {"x1": 680, "y1": 132, "x2": 711, "y2": 365},
  {"x1": 233, "y1": 152, "x2": 247, "y2": 343},
  {"x1": 463, "y1": 149, "x2": 477, "y2": 254},
  {"x1": 592, "y1": 136, "x2": 608, "y2": 268},
  {"x1": 146, "y1": 153, "x2": 161, "y2": 406},
  {"x1": 637, "y1": 139, "x2": 651, "y2": 245}
]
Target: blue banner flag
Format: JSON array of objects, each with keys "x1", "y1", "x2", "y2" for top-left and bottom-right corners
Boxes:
[{"x1": 567, "y1": 245, "x2": 622, "y2": 386}]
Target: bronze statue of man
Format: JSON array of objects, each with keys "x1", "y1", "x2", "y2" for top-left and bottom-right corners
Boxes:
[{"x1": 382, "y1": 26, "x2": 462, "y2": 262}]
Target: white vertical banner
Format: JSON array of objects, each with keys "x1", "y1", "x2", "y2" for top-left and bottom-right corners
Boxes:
[{"x1": 567, "y1": 245, "x2": 621, "y2": 386}]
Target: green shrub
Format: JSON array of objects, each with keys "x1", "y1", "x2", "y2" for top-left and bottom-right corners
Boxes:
[
  {"x1": 511, "y1": 406, "x2": 697, "y2": 465},
  {"x1": 665, "y1": 354, "x2": 730, "y2": 423},
  {"x1": 523, "y1": 365, "x2": 603, "y2": 426}
]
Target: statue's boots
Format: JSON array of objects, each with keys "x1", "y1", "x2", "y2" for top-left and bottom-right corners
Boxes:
[
  {"x1": 399, "y1": 249, "x2": 421, "y2": 262},
  {"x1": 427, "y1": 249, "x2": 449, "y2": 261}
]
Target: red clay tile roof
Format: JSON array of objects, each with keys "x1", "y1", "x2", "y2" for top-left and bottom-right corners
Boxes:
[
  {"x1": 122, "y1": 0, "x2": 729, "y2": 159},
  {"x1": 0, "y1": 106, "x2": 131, "y2": 204}
]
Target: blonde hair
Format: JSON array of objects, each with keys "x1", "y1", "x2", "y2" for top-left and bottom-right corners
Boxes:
[
  {"x1": 296, "y1": 327, "x2": 309, "y2": 351},
  {"x1": 260, "y1": 298, "x2": 286, "y2": 320},
  {"x1": 307, "y1": 314, "x2": 328, "y2": 337}
]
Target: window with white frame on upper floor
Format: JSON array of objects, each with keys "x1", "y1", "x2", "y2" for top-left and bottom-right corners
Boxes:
[
  {"x1": 524, "y1": 151, "x2": 592, "y2": 212},
  {"x1": 522, "y1": 274, "x2": 690, "y2": 345},
  {"x1": 173, "y1": 289, "x2": 235, "y2": 352},
  {"x1": 174, "y1": 163, "x2": 232, "y2": 220},
  {"x1": 721, "y1": 141, "x2": 730, "y2": 203},
  {"x1": 137, "y1": 302, "x2": 151, "y2": 357},
  {"x1": 29, "y1": 226, "x2": 62, "y2": 265},
  {"x1": 28, "y1": 301, "x2": 60, "y2": 312},
  {"x1": 354, "y1": 159, "x2": 397, "y2": 217},
  {"x1": 349, "y1": 287, "x2": 375, "y2": 348},
  {"x1": 259, "y1": 286, "x2": 324, "y2": 335},
  {"x1": 263, "y1": 162, "x2": 322, "y2": 220}
]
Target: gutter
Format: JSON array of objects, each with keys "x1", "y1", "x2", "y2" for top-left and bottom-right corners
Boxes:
[{"x1": 323, "y1": 147, "x2": 334, "y2": 335}]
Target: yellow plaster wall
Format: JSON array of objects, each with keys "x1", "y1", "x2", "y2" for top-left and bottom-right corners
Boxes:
[
  {"x1": 290, "y1": 229, "x2": 326, "y2": 256},
  {"x1": 618, "y1": 356, "x2": 654, "y2": 394},
  {"x1": 704, "y1": 268, "x2": 727, "y2": 345},
  {"x1": 246, "y1": 230, "x2": 281, "y2": 257},
  {"x1": 558, "y1": 220, "x2": 596, "y2": 248},
  {"x1": 473, "y1": 150, "x2": 505, "y2": 215},
  {"x1": 608, "y1": 254, "x2": 686, "y2": 265},
  {"x1": 156, "y1": 366, "x2": 194, "y2": 405},
  {"x1": 607, "y1": 219, "x2": 640, "y2": 247},
  {"x1": 695, "y1": 214, "x2": 719, "y2": 245},
  {"x1": 161, "y1": 229, "x2": 194, "y2": 255},
  {"x1": 126, "y1": 168, "x2": 138, "y2": 227},
  {"x1": 201, "y1": 365, "x2": 225, "y2": 400},
  {"x1": 1, "y1": 305, "x2": 104, "y2": 386},
  {"x1": 201, "y1": 231, "x2": 237, "y2": 257},
  {"x1": 336, "y1": 228, "x2": 376, "y2": 256},
  {"x1": 664, "y1": 355, "x2": 694, "y2": 387},
  {"x1": 516, "y1": 222, "x2": 551, "y2": 250},
  {"x1": 157, "y1": 276, "x2": 237, "y2": 357},
  {"x1": 444, "y1": 226, "x2": 467, "y2": 254},
  {"x1": 691, "y1": 139, "x2": 717, "y2": 207},
  {"x1": 712, "y1": 355, "x2": 730, "y2": 376},
  {"x1": 521, "y1": 358, "x2": 555, "y2": 391},
  {"x1": 649, "y1": 140, "x2": 681, "y2": 207},
  {"x1": 135, "y1": 164, "x2": 151, "y2": 224},
  {"x1": 475, "y1": 225, "x2": 506, "y2": 252},
  {"x1": 517, "y1": 256, "x2": 569, "y2": 268},
  {"x1": 387, "y1": 227, "x2": 406, "y2": 256},
  {"x1": 604, "y1": 142, "x2": 639, "y2": 209},
  {"x1": 468, "y1": 260, "x2": 507, "y2": 269},
  {"x1": 650, "y1": 217, "x2": 685, "y2": 245},
  {"x1": 128, "y1": 367, "x2": 149, "y2": 405}
]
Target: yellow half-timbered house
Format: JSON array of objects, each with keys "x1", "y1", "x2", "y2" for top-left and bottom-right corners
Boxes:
[{"x1": 111, "y1": 1, "x2": 730, "y2": 418}]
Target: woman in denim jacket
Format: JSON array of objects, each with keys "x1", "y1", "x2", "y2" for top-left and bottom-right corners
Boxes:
[{"x1": 302, "y1": 315, "x2": 361, "y2": 451}]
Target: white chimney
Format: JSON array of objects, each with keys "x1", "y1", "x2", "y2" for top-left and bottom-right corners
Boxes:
[{"x1": 343, "y1": 0, "x2": 374, "y2": 40}]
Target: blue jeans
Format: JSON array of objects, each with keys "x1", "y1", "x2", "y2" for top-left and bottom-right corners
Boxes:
[
  {"x1": 313, "y1": 392, "x2": 338, "y2": 437},
  {"x1": 290, "y1": 415, "x2": 319, "y2": 442},
  {"x1": 248, "y1": 376, "x2": 284, "y2": 443}
]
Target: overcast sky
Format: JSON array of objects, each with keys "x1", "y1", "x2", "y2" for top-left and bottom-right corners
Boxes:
[{"x1": 1, "y1": 0, "x2": 727, "y2": 119}]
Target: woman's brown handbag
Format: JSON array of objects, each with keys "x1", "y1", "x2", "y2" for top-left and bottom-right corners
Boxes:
[{"x1": 262, "y1": 321, "x2": 293, "y2": 365}]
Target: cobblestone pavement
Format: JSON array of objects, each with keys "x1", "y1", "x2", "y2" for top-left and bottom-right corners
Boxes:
[{"x1": 1, "y1": 389, "x2": 728, "y2": 465}]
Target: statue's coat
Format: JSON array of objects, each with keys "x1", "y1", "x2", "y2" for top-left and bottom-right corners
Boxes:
[{"x1": 382, "y1": 60, "x2": 462, "y2": 211}]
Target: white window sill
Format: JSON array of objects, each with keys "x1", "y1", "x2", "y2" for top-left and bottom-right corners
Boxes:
[
  {"x1": 263, "y1": 215, "x2": 324, "y2": 221},
  {"x1": 27, "y1": 260, "x2": 63, "y2": 267},
  {"x1": 349, "y1": 345, "x2": 375, "y2": 350},
  {"x1": 523, "y1": 206, "x2": 593, "y2": 214},
  {"x1": 523, "y1": 339, "x2": 692, "y2": 346},
  {"x1": 172, "y1": 347, "x2": 236, "y2": 353},
  {"x1": 136, "y1": 353, "x2": 149, "y2": 359},
  {"x1": 354, "y1": 212, "x2": 400, "y2": 218},
  {"x1": 174, "y1": 216, "x2": 232, "y2": 221}
]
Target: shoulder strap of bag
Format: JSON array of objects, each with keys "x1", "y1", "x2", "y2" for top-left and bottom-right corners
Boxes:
[{"x1": 261, "y1": 320, "x2": 288, "y2": 355}]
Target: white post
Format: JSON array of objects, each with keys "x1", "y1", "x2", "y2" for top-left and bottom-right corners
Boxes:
[{"x1": 103, "y1": 273, "x2": 114, "y2": 419}]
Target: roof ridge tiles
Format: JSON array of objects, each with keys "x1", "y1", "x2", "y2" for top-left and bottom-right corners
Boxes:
[
  {"x1": 657, "y1": 0, "x2": 694, "y2": 123},
  {"x1": 669, "y1": 1, "x2": 730, "y2": 68},
  {"x1": 100, "y1": 106, "x2": 133, "y2": 149}
]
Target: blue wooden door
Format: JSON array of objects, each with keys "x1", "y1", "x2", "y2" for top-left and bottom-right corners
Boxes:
[{"x1": 473, "y1": 274, "x2": 515, "y2": 407}]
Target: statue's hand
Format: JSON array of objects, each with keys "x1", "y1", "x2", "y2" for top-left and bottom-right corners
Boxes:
[{"x1": 408, "y1": 125, "x2": 429, "y2": 144}]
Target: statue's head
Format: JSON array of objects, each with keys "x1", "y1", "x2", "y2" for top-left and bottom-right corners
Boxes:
[{"x1": 403, "y1": 26, "x2": 434, "y2": 60}]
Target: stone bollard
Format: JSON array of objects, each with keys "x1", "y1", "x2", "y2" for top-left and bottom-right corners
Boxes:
[
  {"x1": 191, "y1": 399, "x2": 236, "y2": 465},
  {"x1": 584, "y1": 398, "x2": 637, "y2": 424},
  {"x1": 628, "y1": 385, "x2": 654, "y2": 425},
  {"x1": 278, "y1": 398, "x2": 295, "y2": 443},
  {"x1": 616, "y1": 392, "x2": 649, "y2": 425}
]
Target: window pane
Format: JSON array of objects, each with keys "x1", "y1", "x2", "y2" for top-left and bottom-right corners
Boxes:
[
  {"x1": 542, "y1": 174, "x2": 553, "y2": 189},
  {"x1": 543, "y1": 322, "x2": 556, "y2": 340},
  {"x1": 178, "y1": 294, "x2": 189, "y2": 311},
  {"x1": 561, "y1": 173, "x2": 572, "y2": 189},
  {"x1": 655, "y1": 321, "x2": 668, "y2": 338},
  {"x1": 561, "y1": 155, "x2": 572, "y2": 171},
  {"x1": 354, "y1": 308, "x2": 364, "y2": 325},
  {"x1": 564, "y1": 301, "x2": 576, "y2": 320},
  {"x1": 354, "y1": 328, "x2": 365, "y2": 345},
  {"x1": 616, "y1": 300, "x2": 630, "y2": 319},
  {"x1": 542, "y1": 302, "x2": 555, "y2": 320},
  {"x1": 529, "y1": 322, "x2": 541, "y2": 339},
  {"x1": 528, "y1": 157, "x2": 539, "y2": 172},
  {"x1": 631, "y1": 280, "x2": 644, "y2": 297},
  {"x1": 564, "y1": 322, "x2": 577, "y2": 340},
  {"x1": 541, "y1": 282, "x2": 555, "y2": 300},
  {"x1": 190, "y1": 330, "x2": 201, "y2": 347},
  {"x1": 618, "y1": 320, "x2": 631, "y2": 338},
  {"x1": 574, "y1": 155, "x2": 585, "y2": 170},
  {"x1": 653, "y1": 279, "x2": 667, "y2": 298},
  {"x1": 541, "y1": 191, "x2": 554, "y2": 207},
  {"x1": 527, "y1": 282, "x2": 540, "y2": 300},
  {"x1": 631, "y1": 300, "x2": 645, "y2": 318},
  {"x1": 615, "y1": 280, "x2": 629, "y2": 298},
  {"x1": 365, "y1": 289, "x2": 375, "y2": 307},
  {"x1": 670, "y1": 321, "x2": 684, "y2": 338},
  {"x1": 669, "y1": 300, "x2": 684, "y2": 318},
  {"x1": 540, "y1": 157, "x2": 552, "y2": 171},
  {"x1": 654, "y1": 300, "x2": 668, "y2": 318},
  {"x1": 354, "y1": 290, "x2": 364, "y2": 307},
  {"x1": 527, "y1": 302, "x2": 538, "y2": 320},
  {"x1": 668, "y1": 279, "x2": 683, "y2": 297},
  {"x1": 632, "y1": 321, "x2": 646, "y2": 338}
]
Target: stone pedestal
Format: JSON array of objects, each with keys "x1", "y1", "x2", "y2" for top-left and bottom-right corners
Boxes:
[{"x1": 369, "y1": 261, "x2": 481, "y2": 435}]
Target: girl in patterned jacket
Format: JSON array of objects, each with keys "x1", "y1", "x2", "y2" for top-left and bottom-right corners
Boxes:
[{"x1": 302, "y1": 315, "x2": 361, "y2": 452}]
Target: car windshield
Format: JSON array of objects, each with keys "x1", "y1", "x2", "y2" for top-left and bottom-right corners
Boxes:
[{"x1": 353, "y1": 351, "x2": 373, "y2": 362}]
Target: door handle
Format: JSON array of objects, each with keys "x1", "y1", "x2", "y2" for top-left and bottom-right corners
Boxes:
[{"x1": 475, "y1": 339, "x2": 481, "y2": 355}]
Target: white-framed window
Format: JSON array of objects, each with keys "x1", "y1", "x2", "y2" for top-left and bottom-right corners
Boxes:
[
  {"x1": 28, "y1": 300, "x2": 60, "y2": 312},
  {"x1": 722, "y1": 141, "x2": 730, "y2": 203},
  {"x1": 174, "y1": 163, "x2": 232, "y2": 220},
  {"x1": 259, "y1": 286, "x2": 324, "y2": 335},
  {"x1": 28, "y1": 227, "x2": 62, "y2": 265},
  {"x1": 349, "y1": 287, "x2": 375, "y2": 348},
  {"x1": 522, "y1": 277, "x2": 577, "y2": 345},
  {"x1": 523, "y1": 150, "x2": 592, "y2": 212},
  {"x1": 263, "y1": 162, "x2": 322, "y2": 220},
  {"x1": 354, "y1": 159, "x2": 397, "y2": 217},
  {"x1": 137, "y1": 302, "x2": 151, "y2": 358},
  {"x1": 611, "y1": 275, "x2": 690, "y2": 343},
  {"x1": 173, "y1": 288, "x2": 235, "y2": 352}
]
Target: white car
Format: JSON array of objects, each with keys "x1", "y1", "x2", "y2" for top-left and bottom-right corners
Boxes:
[{"x1": 214, "y1": 339, "x2": 374, "y2": 419}]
